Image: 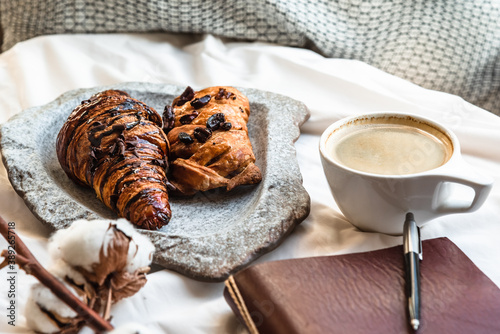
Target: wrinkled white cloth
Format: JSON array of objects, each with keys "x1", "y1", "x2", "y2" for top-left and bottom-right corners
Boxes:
[{"x1": 0, "y1": 33, "x2": 499, "y2": 333}]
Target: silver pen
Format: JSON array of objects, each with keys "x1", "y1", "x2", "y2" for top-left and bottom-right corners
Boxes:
[{"x1": 403, "y1": 212, "x2": 422, "y2": 331}]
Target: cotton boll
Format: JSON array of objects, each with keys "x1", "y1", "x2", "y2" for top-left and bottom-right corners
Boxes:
[
  {"x1": 112, "y1": 219, "x2": 155, "y2": 272},
  {"x1": 49, "y1": 219, "x2": 154, "y2": 274},
  {"x1": 25, "y1": 281, "x2": 86, "y2": 333},
  {"x1": 49, "y1": 219, "x2": 112, "y2": 271},
  {"x1": 22, "y1": 218, "x2": 153, "y2": 334},
  {"x1": 125, "y1": 231, "x2": 155, "y2": 273},
  {"x1": 47, "y1": 218, "x2": 153, "y2": 304},
  {"x1": 107, "y1": 322, "x2": 154, "y2": 334},
  {"x1": 29, "y1": 281, "x2": 80, "y2": 318},
  {"x1": 48, "y1": 259, "x2": 96, "y2": 303},
  {"x1": 48, "y1": 259, "x2": 88, "y2": 287},
  {"x1": 112, "y1": 218, "x2": 137, "y2": 238},
  {"x1": 25, "y1": 296, "x2": 60, "y2": 333},
  {"x1": 107, "y1": 219, "x2": 155, "y2": 273}
]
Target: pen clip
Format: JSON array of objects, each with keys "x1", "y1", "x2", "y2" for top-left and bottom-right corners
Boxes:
[
  {"x1": 404, "y1": 212, "x2": 423, "y2": 260},
  {"x1": 417, "y1": 225, "x2": 423, "y2": 261}
]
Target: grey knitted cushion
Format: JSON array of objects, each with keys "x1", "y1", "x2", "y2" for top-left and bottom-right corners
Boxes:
[{"x1": 1, "y1": 0, "x2": 499, "y2": 115}]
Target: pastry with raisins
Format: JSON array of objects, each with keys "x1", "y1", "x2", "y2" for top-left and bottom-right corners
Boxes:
[{"x1": 164, "y1": 86, "x2": 262, "y2": 195}]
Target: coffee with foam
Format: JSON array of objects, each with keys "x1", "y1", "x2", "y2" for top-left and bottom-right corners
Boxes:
[
  {"x1": 320, "y1": 112, "x2": 492, "y2": 235},
  {"x1": 326, "y1": 116, "x2": 453, "y2": 175}
]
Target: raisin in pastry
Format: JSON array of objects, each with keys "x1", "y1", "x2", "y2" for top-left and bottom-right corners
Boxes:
[
  {"x1": 165, "y1": 86, "x2": 262, "y2": 195},
  {"x1": 56, "y1": 90, "x2": 171, "y2": 230}
]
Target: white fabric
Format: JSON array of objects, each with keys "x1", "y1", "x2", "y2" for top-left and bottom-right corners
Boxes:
[{"x1": 0, "y1": 33, "x2": 499, "y2": 333}]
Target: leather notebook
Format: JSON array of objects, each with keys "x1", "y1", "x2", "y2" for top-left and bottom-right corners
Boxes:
[{"x1": 224, "y1": 237, "x2": 500, "y2": 333}]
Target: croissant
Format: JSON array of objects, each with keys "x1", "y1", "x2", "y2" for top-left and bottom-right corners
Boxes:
[
  {"x1": 56, "y1": 90, "x2": 171, "y2": 230},
  {"x1": 164, "y1": 86, "x2": 262, "y2": 195}
]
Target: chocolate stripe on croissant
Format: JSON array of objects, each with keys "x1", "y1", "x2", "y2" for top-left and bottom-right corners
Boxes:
[
  {"x1": 166, "y1": 86, "x2": 262, "y2": 195},
  {"x1": 56, "y1": 90, "x2": 171, "y2": 230}
]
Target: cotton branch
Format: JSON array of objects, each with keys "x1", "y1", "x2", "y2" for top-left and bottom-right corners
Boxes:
[{"x1": 0, "y1": 215, "x2": 113, "y2": 333}]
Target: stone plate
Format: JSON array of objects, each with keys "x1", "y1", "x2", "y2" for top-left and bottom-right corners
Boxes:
[{"x1": 0, "y1": 82, "x2": 310, "y2": 282}]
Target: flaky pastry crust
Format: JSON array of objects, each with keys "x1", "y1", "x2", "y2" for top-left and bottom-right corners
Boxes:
[
  {"x1": 56, "y1": 90, "x2": 171, "y2": 230},
  {"x1": 165, "y1": 86, "x2": 262, "y2": 195}
]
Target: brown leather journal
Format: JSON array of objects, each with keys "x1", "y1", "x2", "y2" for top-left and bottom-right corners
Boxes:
[{"x1": 224, "y1": 237, "x2": 500, "y2": 333}]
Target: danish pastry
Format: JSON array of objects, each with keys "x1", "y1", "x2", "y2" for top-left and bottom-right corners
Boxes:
[{"x1": 165, "y1": 86, "x2": 262, "y2": 195}]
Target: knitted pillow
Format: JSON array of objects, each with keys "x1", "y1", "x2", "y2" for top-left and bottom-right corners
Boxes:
[{"x1": 0, "y1": 0, "x2": 498, "y2": 115}]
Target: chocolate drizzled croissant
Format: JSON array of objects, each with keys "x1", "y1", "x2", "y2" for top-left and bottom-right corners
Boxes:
[
  {"x1": 56, "y1": 90, "x2": 171, "y2": 230},
  {"x1": 165, "y1": 86, "x2": 262, "y2": 195}
]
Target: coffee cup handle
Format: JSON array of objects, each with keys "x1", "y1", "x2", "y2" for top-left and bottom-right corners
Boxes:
[{"x1": 432, "y1": 161, "x2": 493, "y2": 214}]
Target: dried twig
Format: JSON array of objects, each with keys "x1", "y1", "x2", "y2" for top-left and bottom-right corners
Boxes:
[
  {"x1": 103, "y1": 282, "x2": 113, "y2": 321},
  {"x1": 0, "y1": 215, "x2": 113, "y2": 333}
]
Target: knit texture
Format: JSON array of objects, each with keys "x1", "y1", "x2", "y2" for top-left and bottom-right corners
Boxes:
[{"x1": 1, "y1": 0, "x2": 499, "y2": 115}]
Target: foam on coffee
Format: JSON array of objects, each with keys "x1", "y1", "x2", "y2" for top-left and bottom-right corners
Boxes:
[{"x1": 326, "y1": 116, "x2": 453, "y2": 175}]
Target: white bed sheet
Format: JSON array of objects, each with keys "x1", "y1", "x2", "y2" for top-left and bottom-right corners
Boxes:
[{"x1": 0, "y1": 33, "x2": 499, "y2": 333}]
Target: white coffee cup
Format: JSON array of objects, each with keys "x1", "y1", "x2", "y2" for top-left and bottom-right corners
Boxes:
[{"x1": 319, "y1": 112, "x2": 493, "y2": 235}]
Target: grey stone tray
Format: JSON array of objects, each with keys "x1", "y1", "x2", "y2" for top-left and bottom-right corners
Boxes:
[{"x1": 0, "y1": 82, "x2": 310, "y2": 282}]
